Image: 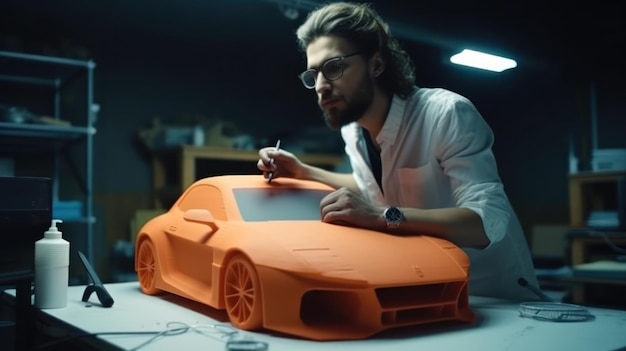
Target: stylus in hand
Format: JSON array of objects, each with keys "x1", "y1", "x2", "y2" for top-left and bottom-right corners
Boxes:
[{"x1": 268, "y1": 139, "x2": 281, "y2": 183}]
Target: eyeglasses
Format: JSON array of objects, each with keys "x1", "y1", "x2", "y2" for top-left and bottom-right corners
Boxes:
[{"x1": 298, "y1": 52, "x2": 366, "y2": 89}]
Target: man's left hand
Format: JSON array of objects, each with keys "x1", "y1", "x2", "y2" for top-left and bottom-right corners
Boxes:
[{"x1": 320, "y1": 187, "x2": 385, "y2": 231}]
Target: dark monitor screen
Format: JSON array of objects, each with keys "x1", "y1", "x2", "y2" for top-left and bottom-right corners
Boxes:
[{"x1": 0, "y1": 176, "x2": 52, "y2": 272}]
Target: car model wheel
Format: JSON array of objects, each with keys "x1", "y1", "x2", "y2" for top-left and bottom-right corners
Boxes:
[
  {"x1": 223, "y1": 254, "x2": 263, "y2": 330},
  {"x1": 137, "y1": 239, "x2": 160, "y2": 295}
]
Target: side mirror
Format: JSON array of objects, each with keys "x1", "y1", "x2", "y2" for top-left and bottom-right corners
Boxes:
[{"x1": 183, "y1": 209, "x2": 219, "y2": 232}]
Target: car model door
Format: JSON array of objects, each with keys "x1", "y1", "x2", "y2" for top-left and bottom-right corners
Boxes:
[{"x1": 165, "y1": 184, "x2": 224, "y2": 287}]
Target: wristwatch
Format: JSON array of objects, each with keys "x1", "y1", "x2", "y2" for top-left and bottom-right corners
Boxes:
[{"x1": 383, "y1": 206, "x2": 404, "y2": 229}]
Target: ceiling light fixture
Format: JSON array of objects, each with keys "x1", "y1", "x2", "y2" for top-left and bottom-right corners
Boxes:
[{"x1": 450, "y1": 49, "x2": 517, "y2": 72}]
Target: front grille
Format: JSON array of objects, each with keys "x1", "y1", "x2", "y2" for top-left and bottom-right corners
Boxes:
[
  {"x1": 298, "y1": 281, "x2": 470, "y2": 329},
  {"x1": 376, "y1": 281, "x2": 467, "y2": 326}
]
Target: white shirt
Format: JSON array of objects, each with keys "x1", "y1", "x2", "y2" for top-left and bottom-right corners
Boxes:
[{"x1": 341, "y1": 87, "x2": 539, "y2": 299}]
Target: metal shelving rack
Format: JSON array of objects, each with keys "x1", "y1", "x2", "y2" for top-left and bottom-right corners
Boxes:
[{"x1": 0, "y1": 50, "x2": 98, "y2": 264}]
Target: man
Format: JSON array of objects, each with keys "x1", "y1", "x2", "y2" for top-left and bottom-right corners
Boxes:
[{"x1": 257, "y1": 2, "x2": 539, "y2": 299}]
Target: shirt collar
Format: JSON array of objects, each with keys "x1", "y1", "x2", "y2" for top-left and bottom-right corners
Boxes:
[{"x1": 376, "y1": 93, "x2": 406, "y2": 145}]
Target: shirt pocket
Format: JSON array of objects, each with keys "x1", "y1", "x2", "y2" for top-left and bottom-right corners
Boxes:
[{"x1": 393, "y1": 164, "x2": 439, "y2": 208}]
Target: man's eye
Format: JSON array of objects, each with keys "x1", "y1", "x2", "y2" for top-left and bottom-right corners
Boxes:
[{"x1": 324, "y1": 61, "x2": 342, "y2": 75}]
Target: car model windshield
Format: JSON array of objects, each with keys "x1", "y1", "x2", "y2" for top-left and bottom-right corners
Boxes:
[{"x1": 233, "y1": 188, "x2": 331, "y2": 221}]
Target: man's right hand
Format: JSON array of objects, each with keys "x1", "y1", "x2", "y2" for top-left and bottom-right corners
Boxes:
[{"x1": 257, "y1": 146, "x2": 307, "y2": 181}]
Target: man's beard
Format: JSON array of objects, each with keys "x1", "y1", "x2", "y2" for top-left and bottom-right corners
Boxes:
[{"x1": 320, "y1": 76, "x2": 374, "y2": 130}]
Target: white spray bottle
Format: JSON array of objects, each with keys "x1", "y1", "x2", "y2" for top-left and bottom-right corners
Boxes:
[{"x1": 34, "y1": 219, "x2": 70, "y2": 309}]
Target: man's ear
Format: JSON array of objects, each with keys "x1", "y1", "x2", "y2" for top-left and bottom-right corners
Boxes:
[{"x1": 371, "y1": 53, "x2": 385, "y2": 77}]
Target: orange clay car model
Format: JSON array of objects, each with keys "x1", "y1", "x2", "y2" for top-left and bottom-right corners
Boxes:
[{"x1": 135, "y1": 175, "x2": 475, "y2": 340}]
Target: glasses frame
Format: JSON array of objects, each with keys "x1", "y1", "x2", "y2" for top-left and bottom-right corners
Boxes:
[{"x1": 298, "y1": 51, "x2": 366, "y2": 89}]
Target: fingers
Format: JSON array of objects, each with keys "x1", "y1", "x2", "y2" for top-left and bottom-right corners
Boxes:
[
  {"x1": 257, "y1": 147, "x2": 279, "y2": 172},
  {"x1": 257, "y1": 147, "x2": 305, "y2": 180},
  {"x1": 320, "y1": 188, "x2": 356, "y2": 223},
  {"x1": 320, "y1": 188, "x2": 384, "y2": 230},
  {"x1": 320, "y1": 187, "x2": 352, "y2": 208},
  {"x1": 256, "y1": 158, "x2": 275, "y2": 172}
]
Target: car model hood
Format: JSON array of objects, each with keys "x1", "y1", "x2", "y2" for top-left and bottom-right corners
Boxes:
[{"x1": 220, "y1": 221, "x2": 470, "y2": 286}]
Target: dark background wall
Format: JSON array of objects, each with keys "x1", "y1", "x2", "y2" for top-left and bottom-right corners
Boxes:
[{"x1": 1, "y1": 0, "x2": 625, "y2": 280}]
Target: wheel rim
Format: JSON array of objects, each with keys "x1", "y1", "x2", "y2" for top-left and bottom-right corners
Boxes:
[
  {"x1": 137, "y1": 239, "x2": 158, "y2": 294},
  {"x1": 224, "y1": 255, "x2": 262, "y2": 330}
]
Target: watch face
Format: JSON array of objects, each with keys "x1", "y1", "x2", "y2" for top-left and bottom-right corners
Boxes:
[{"x1": 384, "y1": 207, "x2": 403, "y2": 225}]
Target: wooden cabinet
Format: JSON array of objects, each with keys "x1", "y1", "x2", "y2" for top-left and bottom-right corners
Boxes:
[
  {"x1": 568, "y1": 170, "x2": 626, "y2": 228},
  {"x1": 151, "y1": 145, "x2": 345, "y2": 208},
  {"x1": 565, "y1": 170, "x2": 626, "y2": 307},
  {"x1": 565, "y1": 230, "x2": 626, "y2": 304}
]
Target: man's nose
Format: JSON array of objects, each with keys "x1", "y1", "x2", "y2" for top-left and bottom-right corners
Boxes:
[{"x1": 315, "y1": 71, "x2": 331, "y2": 94}]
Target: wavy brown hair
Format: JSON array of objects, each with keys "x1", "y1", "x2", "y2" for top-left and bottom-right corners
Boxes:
[{"x1": 296, "y1": 2, "x2": 415, "y2": 98}]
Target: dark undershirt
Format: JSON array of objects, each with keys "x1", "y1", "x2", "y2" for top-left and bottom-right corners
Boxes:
[{"x1": 361, "y1": 127, "x2": 383, "y2": 194}]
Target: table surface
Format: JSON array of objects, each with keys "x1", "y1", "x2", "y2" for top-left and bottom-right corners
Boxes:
[{"x1": 5, "y1": 281, "x2": 626, "y2": 351}]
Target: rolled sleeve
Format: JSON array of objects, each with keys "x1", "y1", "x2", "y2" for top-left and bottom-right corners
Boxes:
[{"x1": 434, "y1": 97, "x2": 511, "y2": 244}]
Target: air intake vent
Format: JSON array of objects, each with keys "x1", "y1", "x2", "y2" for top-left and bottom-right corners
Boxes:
[{"x1": 376, "y1": 282, "x2": 467, "y2": 326}]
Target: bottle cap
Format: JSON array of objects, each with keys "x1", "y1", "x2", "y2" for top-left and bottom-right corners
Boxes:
[{"x1": 45, "y1": 219, "x2": 63, "y2": 238}]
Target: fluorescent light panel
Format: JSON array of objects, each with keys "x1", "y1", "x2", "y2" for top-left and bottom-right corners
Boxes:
[{"x1": 450, "y1": 49, "x2": 517, "y2": 72}]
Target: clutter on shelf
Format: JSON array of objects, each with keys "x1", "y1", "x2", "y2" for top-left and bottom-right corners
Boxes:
[
  {"x1": 0, "y1": 103, "x2": 72, "y2": 126},
  {"x1": 137, "y1": 116, "x2": 255, "y2": 151},
  {"x1": 136, "y1": 114, "x2": 344, "y2": 156}
]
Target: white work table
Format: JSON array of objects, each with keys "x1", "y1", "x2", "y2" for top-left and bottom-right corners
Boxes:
[{"x1": 5, "y1": 281, "x2": 626, "y2": 350}]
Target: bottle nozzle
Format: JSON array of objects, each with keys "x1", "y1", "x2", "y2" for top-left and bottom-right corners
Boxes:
[{"x1": 48, "y1": 219, "x2": 63, "y2": 231}]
